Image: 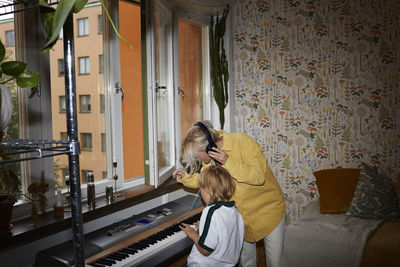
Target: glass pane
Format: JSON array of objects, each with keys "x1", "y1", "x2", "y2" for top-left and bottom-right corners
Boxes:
[
  {"x1": 50, "y1": 1, "x2": 107, "y2": 187},
  {"x1": 0, "y1": 14, "x2": 22, "y2": 183},
  {"x1": 178, "y1": 19, "x2": 203, "y2": 137},
  {"x1": 154, "y1": 3, "x2": 173, "y2": 171}
]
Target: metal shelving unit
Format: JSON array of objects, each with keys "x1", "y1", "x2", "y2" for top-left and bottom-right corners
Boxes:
[
  {"x1": 0, "y1": 1, "x2": 84, "y2": 266},
  {"x1": 0, "y1": 139, "x2": 70, "y2": 164}
]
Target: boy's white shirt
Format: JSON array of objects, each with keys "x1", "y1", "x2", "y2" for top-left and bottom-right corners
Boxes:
[{"x1": 187, "y1": 201, "x2": 244, "y2": 267}]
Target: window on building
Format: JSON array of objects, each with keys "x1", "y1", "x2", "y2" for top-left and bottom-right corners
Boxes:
[
  {"x1": 78, "y1": 56, "x2": 90, "y2": 74},
  {"x1": 59, "y1": 96, "x2": 66, "y2": 113},
  {"x1": 102, "y1": 171, "x2": 107, "y2": 179},
  {"x1": 98, "y1": 15, "x2": 103, "y2": 34},
  {"x1": 77, "y1": 17, "x2": 89, "y2": 36},
  {"x1": 80, "y1": 133, "x2": 92, "y2": 151},
  {"x1": 101, "y1": 133, "x2": 106, "y2": 152},
  {"x1": 58, "y1": 59, "x2": 64, "y2": 76},
  {"x1": 60, "y1": 132, "x2": 67, "y2": 141},
  {"x1": 99, "y1": 54, "x2": 103, "y2": 74},
  {"x1": 59, "y1": 28, "x2": 63, "y2": 39},
  {"x1": 79, "y1": 95, "x2": 91, "y2": 113},
  {"x1": 100, "y1": 94, "x2": 105, "y2": 113},
  {"x1": 5, "y1": 30, "x2": 14, "y2": 46}
]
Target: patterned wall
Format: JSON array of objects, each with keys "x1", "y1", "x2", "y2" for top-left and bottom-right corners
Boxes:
[{"x1": 232, "y1": 0, "x2": 400, "y2": 222}]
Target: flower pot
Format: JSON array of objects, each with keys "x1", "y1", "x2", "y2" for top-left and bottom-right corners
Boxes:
[{"x1": 0, "y1": 197, "x2": 14, "y2": 236}]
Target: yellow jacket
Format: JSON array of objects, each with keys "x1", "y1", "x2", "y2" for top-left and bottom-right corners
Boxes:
[{"x1": 178, "y1": 131, "x2": 285, "y2": 242}]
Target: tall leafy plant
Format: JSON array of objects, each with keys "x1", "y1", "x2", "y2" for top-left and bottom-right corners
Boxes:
[{"x1": 209, "y1": 5, "x2": 229, "y2": 129}]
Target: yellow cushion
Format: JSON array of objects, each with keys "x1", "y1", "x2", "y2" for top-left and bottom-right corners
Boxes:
[{"x1": 314, "y1": 168, "x2": 361, "y2": 214}]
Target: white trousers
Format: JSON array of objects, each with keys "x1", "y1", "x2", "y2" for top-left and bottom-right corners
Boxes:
[{"x1": 239, "y1": 215, "x2": 285, "y2": 267}]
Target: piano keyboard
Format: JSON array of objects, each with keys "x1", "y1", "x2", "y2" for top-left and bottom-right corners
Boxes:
[
  {"x1": 35, "y1": 195, "x2": 204, "y2": 267},
  {"x1": 86, "y1": 209, "x2": 202, "y2": 267}
]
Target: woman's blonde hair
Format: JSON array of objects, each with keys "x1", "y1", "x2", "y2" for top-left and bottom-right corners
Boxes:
[
  {"x1": 199, "y1": 166, "x2": 235, "y2": 203},
  {"x1": 181, "y1": 121, "x2": 219, "y2": 174}
]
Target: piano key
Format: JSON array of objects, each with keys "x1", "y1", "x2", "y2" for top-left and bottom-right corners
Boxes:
[
  {"x1": 94, "y1": 229, "x2": 188, "y2": 267},
  {"x1": 88, "y1": 210, "x2": 202, "y2": 267}
]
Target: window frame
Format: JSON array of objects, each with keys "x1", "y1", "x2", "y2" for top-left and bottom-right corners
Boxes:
[
  {"x1": 59, "y1": 95, "x2": 66, "y2": 113},
  {"x1": 6, "y1": 29, "x2": 15, "y2": 46},
  {"x1": 10, "y1": 0, "x2": 219, "y2": 221},
  {"x1": 77, "y1": 17, "x2": 89, "y2": 37},
  {"x1": 58, "y1": 58, "x2": 64, "y2": 76},
  {"x1": 78, "y1": 56, "x2": 90, "y2": 75},
  {"x1": 79, "y1": 94, "x2": 91, "y2": 113},
  {"x1": 80, "y1": 132, "x2": 93, "y2": 151}
]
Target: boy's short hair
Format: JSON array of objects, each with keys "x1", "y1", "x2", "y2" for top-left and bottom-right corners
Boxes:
[{"x1": 199, "y1": 166, "x2": 235, "y2": 203}]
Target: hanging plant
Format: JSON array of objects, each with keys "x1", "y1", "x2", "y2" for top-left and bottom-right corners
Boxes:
[
  {"x1": 39, "y1": 0, "x2": 132, "y2": 53},
  {"x1": 209, "y1": 5, "x2": 229, "y2": 129}
]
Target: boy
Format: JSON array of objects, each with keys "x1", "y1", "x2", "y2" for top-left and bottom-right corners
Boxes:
[{"x1": 179, "y1": 166, "x2": 244, "y2": 266}]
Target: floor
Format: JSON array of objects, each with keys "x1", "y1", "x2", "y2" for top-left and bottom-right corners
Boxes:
[{"x1": 169, "y1": 240, "x2": 266, "y2": 267}]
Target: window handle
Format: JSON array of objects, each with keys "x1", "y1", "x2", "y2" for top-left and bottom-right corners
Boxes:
[
  {"x1": 155, "y1": 82, "x2": 167, "y2": 93},
  {"x1": 115, "y1": 82, "x2": 124, "y2": 100},
  {"x1": 178, "y1": 86, "x2": 185, "y2": 101}
]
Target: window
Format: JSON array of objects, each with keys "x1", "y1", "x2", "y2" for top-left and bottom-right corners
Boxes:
[
  {"x1": 79, "y1": 95, "x2": 91, "y2": 113},
  {"x1": 9, "y1": 0, "x2": 215, "y2": 221},
  {"x1": 99, "y1": 54, "x2": 103, "y2": 74},
  {"x1": 58, "y1": 59, "x2": 64, "y2": 76},
  {"x1": 98, "y1": 15, "x2": 103, "y2": 34},
  {"x1": 60, "y1": 132, "x2": 67, "y2": 141},
  {"x1": 100, "y1": 94, "x2": 105, "y2": 113},
  {"x1": 59, "y1": 96, "x2": 66, "y2": 113},
  {"x1": 6, "y1": 30, "x2": 14, "y2": 46},
  {"x1": 81, "y1": 170, "x2": 93, "y2": 184},
  {"x1": 80, "y1": 133, "x2": 92, "y2": 151},
  {"x1": 101, "y1": 133, "x2": 106, "y2": 152},
  {"x1": 59, "y1": 28, "x2": 63, "y2": 39},
  {"x1": 78, "y1": 56, "x2": 90, "y2": 74},
  {"x1": 77, "y1": 17, "x2": 89, "y2": 36}
]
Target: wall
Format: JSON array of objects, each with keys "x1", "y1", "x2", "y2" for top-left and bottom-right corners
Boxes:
[{"x1": 232, "y1": 0, "x2": 400, "y2": 222}]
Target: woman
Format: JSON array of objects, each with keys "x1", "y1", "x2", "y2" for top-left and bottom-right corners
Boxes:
[{"x1": 173, "y1": 121, "x2": 286, "y2": 267}]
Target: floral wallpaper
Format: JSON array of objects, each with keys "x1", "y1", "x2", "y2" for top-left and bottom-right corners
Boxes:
[{"x1": 232, "y1": 0, "x2": 400, "y2": 222}]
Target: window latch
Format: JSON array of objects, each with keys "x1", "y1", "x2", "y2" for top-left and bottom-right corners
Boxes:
[
  {"x1": 178, "y1": 86, "x2": 185, "y2": 101},
  {"x1": 115, "y1": 82, "x2": 124, "y2": 100},
  {"x1": 155, "y1": 82, "x2": 167, "y2": 94}
]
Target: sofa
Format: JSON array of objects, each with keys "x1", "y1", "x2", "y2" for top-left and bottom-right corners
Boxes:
[{"x1": 282, "y1": 164, "x2": 400, "y2": 267}]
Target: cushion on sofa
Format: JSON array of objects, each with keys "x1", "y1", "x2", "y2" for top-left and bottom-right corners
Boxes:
[
  {"x1": 314, "y1": 168, "x2": 361, "y2": 214},
  {"x1": 346, "y1": 162, "x2": 400, "y2": 220}
]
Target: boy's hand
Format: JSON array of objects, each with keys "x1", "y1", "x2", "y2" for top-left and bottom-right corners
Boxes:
[{"x1": 179, "y1": 223, "x2": 199, "y2": 242}]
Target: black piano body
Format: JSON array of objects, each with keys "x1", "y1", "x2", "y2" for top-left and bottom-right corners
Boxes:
[{"x1": 35, "y1": 195, "x2": 203, "y2": 267}]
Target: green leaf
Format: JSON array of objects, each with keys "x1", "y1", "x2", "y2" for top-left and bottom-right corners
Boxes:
[
  {"x1": 0, "y1": 40, "x2": 5, "y2": 62},
  {"x1": 42, "y1": 0, "x2": 77, "y2": 52},
  {"x1": 1, "y1": 61, "x2": 27, "y2": 77},
  {"x1": 73, "y1": 0, "x2": 88, "y2": 13},
  {"x1": 16, "y1": 72, "x2": 41, "y2": 88}
]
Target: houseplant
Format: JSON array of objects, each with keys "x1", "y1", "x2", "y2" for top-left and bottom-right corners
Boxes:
[{"x1": 209, "y1": 5, "x2": 229, "y2": 129}]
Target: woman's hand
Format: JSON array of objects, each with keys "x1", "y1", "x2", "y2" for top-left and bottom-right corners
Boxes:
[
  {"x1": 208, "y1": 147, "x2": 229, "y2": 165},
  {"x1": 173, "y1": 168, "x2": 185, "y2": 179}
]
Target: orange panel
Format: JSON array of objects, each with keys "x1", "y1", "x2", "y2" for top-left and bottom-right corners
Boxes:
[
  {"x1": 179, "y1": 20, "x2": 201, "y2": 138},
  {"x1": 119, "y1": 1, "x2": 144, "y2": 179}
]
